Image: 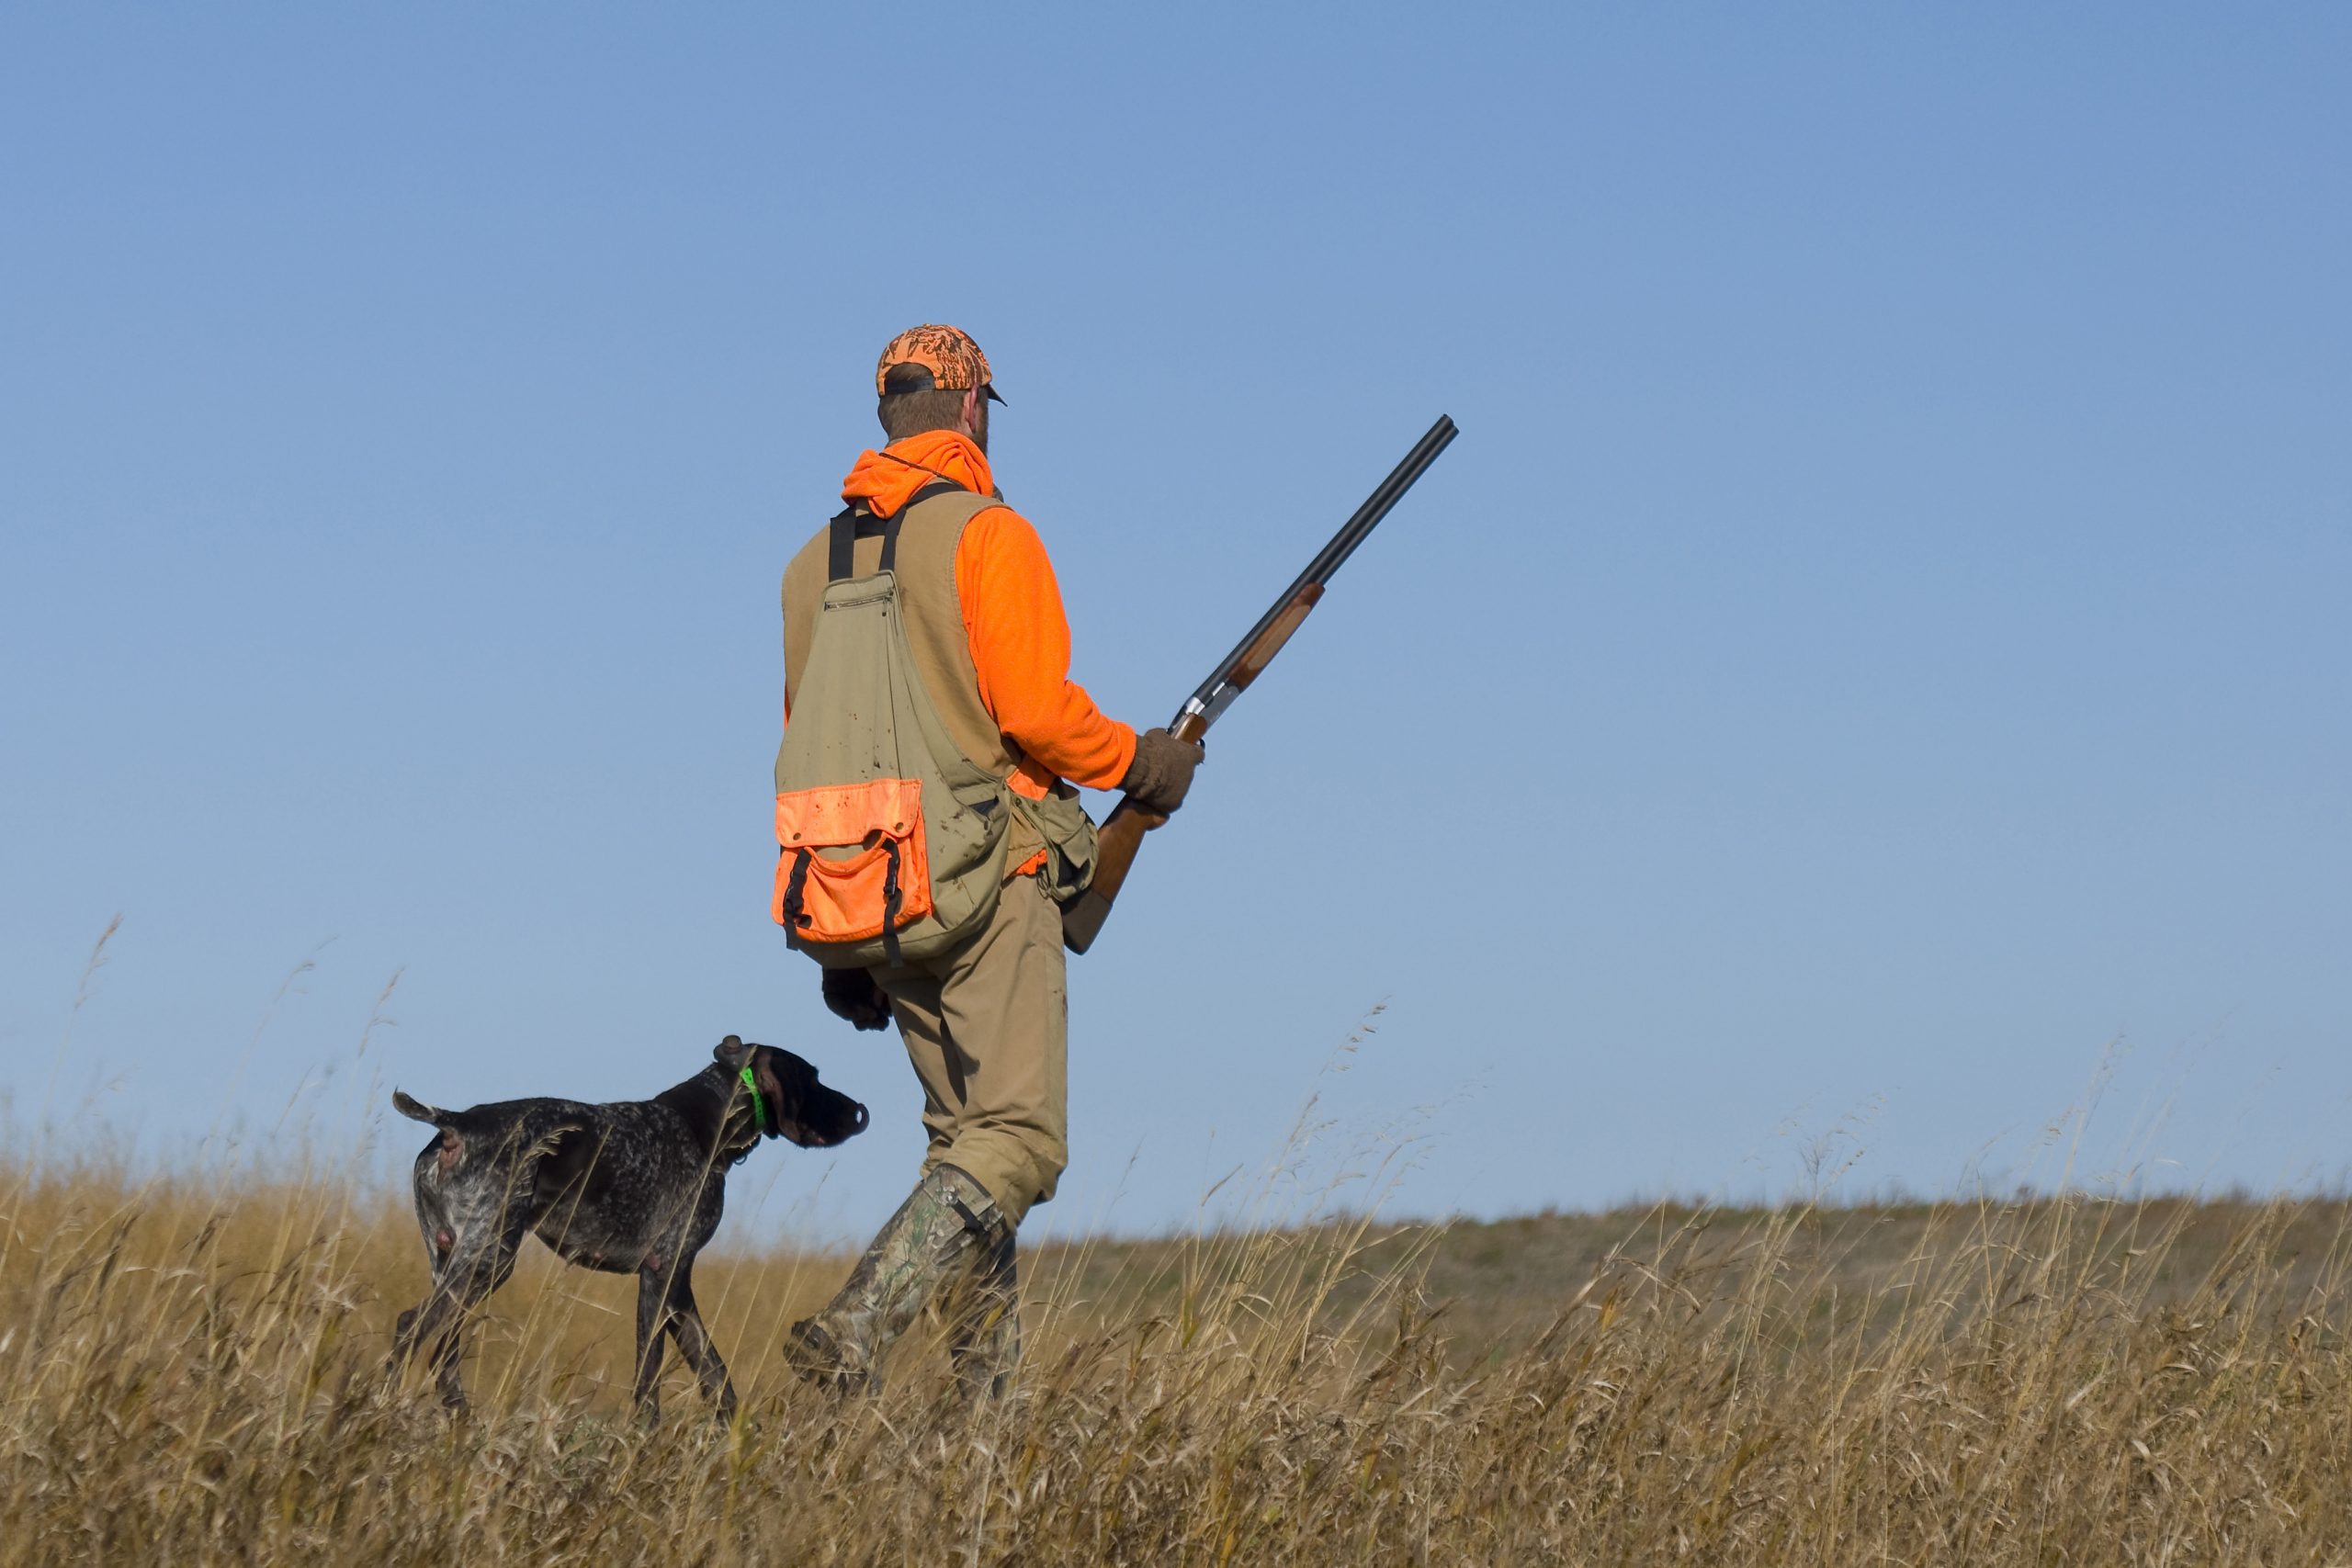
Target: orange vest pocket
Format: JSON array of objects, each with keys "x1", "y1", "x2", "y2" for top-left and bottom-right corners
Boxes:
[{"x1": 773, "y1": 779, "x2": 935, "y2": 951}]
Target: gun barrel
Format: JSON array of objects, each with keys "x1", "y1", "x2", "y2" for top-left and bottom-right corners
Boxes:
[
  {"x1": 1301, "y1": 412, "x2": 1458, "y2": 588},
  {"x1": 1065, "y1": 412, "x2": 1459, "y2": 955},
  {"x1": 1181, "y1": 413, "x2": 1457, "y2": 726}
]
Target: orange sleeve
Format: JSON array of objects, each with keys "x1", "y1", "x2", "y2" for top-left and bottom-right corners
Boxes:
[{"x1": 954, "y1": 505, "x2": 1137, "y2": 793}]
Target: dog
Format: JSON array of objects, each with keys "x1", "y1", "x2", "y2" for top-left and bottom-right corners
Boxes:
[{"x1": 387, "y1": 1034, "x2": 867, "y2": 1422}]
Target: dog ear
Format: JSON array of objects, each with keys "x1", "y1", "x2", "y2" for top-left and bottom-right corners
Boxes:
[
  {"x1": 713, "y1": 1034, "x2": 752, "y2": 1069},
  {"x1": 751, "y1": 1047, "x2": 806, "y2": 1132}
]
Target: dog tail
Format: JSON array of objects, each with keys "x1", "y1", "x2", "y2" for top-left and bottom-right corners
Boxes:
[{"x1": 391, "y1": 1089, "x2": 449, "y2": 1125}]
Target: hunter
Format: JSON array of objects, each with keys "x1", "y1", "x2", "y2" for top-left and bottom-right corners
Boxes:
[{"x1": 773, "y1": 323, "x2": 1201, "y2": 1393}]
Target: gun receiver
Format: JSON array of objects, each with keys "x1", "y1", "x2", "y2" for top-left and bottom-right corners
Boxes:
[{"x1": 1062, "y1": 414, "x2": 1458, "y2": 953}]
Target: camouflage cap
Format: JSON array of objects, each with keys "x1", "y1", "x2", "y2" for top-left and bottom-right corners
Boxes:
[{"x1": 875, "y1": 323, "x2": 1007, "y2": 403}]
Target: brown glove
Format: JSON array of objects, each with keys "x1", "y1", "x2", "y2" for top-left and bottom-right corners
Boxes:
[
  {"x1": 820, "y1": 967, "x2": 893, "y2": 1032},
  {"x1": 1120, "y1": 727, "x2": 1204, "y2": 815}
]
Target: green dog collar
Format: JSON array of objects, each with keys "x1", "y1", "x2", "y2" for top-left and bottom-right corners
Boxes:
[{"x1": 739, "y1": 1064, "x2": 769, "y2": 1136}]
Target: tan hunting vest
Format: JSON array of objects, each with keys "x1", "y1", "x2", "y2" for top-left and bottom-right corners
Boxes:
[{"x1": 780, "y1": 483, "x2": 1047, "y2": 874}]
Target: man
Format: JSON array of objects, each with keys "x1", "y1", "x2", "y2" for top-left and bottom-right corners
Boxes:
[{"x1": 775, "y1": 323, "x2": 1201, "y2": 1393}]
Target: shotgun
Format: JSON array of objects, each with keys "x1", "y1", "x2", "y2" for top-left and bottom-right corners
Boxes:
[{"x1": 1061, "y1": 414, "x2": 1459, "y2": 953}]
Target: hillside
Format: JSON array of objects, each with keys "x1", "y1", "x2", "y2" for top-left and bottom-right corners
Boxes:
[{"x1": 5, "y1": 1168, "x2": 2349, "y2": 1562}]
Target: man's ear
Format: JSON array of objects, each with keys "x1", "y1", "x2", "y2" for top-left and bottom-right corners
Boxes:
[
  {"x1": 958, "y1": 383, "x2": 984, "y2": 435},
  {"x1": 714, "y1": 1034, "x2": 752, "y2": 1069}
]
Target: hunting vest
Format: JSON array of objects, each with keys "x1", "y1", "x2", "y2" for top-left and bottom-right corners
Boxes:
[{"x1": 775, "y1": 482, "x2": 1095, "y2": 967}]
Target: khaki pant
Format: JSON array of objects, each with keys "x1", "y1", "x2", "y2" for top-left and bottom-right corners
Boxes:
[{"x1": 870, "y1": 874, "x2": 1067, "y2": 1225}]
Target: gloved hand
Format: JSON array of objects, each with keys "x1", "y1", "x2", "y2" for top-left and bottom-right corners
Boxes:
[
  {"x1": 821, "y1": 966, "x2": 893, "y2": 1032},
  {"x1": 1120, "y1": 727, "x2": 1204, "y2": 816}
]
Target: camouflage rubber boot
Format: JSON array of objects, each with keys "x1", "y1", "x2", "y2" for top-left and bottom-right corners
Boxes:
[
  {"x1": 946, "y1": 1224, "x2": 1021, "y2": 1401},
  {"x1": 785, "y1": 1163, "x2": 1008, "y2": 1393}
]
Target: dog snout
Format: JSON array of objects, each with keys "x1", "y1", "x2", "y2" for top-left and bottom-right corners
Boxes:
[{"x1": 798, "y1": 1091, "x2": 867, "y2": 1147}]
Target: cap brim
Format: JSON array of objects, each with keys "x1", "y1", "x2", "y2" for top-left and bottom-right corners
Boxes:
[{"x1": 984, "y1": 384, "x2": 1007, "y2": 406}]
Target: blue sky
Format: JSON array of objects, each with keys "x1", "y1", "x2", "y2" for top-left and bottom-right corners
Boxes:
[{"x1": 4, "y1": 5, "x2": 2346, "y2": 1240}]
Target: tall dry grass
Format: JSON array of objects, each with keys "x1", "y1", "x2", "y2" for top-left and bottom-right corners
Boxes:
[{"x1": 5, "y1": 1143, "x2": 2351, "y2": 1564}]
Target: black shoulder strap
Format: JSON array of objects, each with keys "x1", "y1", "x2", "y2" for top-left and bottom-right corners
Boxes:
[
  {"x1": 826, "y1": 506, "x2": 858, "y2": 582},
  {"x1": 827, "y1": 482, "x2": 972, "y2": 582}
]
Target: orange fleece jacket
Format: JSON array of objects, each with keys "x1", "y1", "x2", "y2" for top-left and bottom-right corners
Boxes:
[{"x1": 825, "y1": 430, "x2": 1137, "y2": 799}]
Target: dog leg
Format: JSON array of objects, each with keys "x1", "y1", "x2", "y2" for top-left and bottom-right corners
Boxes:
[
  {"x1": 390, "y1": 1284, "x2": 473, "y2": 1410},
  {"x1": 662, "y1": 1263, "x2": 738, "y2": 1424},
  {"x1": 632, "y1": 1260, "x2": 673, "y2": 1424},
  {"x1": 390, "y1": 1205, "x2": 532, "y2": 1412},
  {"x1": 390, "y1": 1304, "x2": 431, "y2": 1380},
  {"x1": 390, "y1": 1274, "x2": 471, "y2": 1407},
  {"x1": 426, "y1": 1312, "x2": 468, "y2": 1409}
]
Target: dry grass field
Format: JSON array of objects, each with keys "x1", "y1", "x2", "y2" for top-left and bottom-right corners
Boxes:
[{"x1": 6, "y1": 1144, "x2": 2352, "y2": 1565}]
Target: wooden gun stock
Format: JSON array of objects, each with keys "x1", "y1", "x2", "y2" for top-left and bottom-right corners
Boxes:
[{"x1": 1058, "y1": 707, "x2": 1209, "y2": 955}]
